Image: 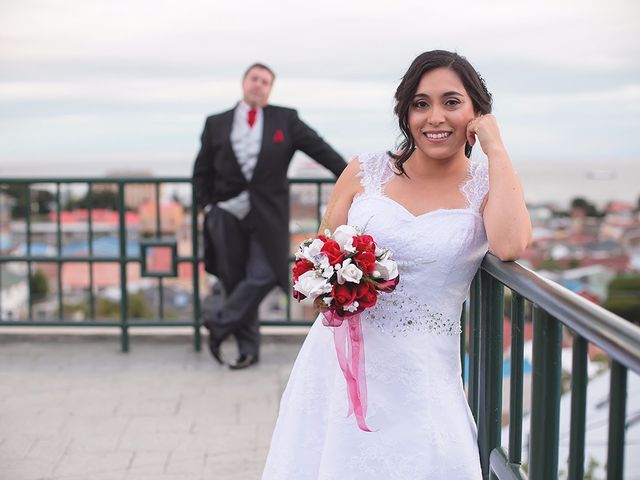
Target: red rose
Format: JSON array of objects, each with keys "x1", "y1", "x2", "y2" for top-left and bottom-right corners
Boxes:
[
  {"x1": 273, "y1": 129, "x2": 285, "y2": 143},
  {"x1": 375, "y1": 274, "x2": 400, "y2": 293},
  {"x1": 321, "y1": 239, "x2": 344, "y2": 266},
  {"x1": 332, "y1": 283, "x2": 357, "y2": 307},
  {"x1": 356, "y1": 281, "x2": 378, "y2": 309},
  {"x1": 292, "y1": 259, "x2": 314, "y2": 282},
  {"x1": 354, "y1": 251, "x2": 376, "y2": 275},
  {"x1": 352, "y1": 235, "x2": 376, "y2": 253},
  {"x1": 293, "y1": 289, "x2": 306, "y2": 302}
]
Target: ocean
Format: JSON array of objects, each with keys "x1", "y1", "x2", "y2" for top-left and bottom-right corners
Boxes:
[{"x1": 1, "y1": 157, "x2": 638, "y2": 210}]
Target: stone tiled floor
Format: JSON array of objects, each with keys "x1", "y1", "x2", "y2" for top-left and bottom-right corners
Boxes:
[{"x1": 0, "y1": 330, "x2": 306, "y2": 480}]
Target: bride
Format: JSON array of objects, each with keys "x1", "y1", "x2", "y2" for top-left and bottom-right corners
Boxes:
[{"x1": 261, "y1": 50, "x2": 531, "y2": 479}]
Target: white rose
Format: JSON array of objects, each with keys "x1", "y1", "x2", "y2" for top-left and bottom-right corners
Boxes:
[
  {"x1": 321, "y1": 264, "x2": 334, "y2": 279},
  {"x1": 342, "y1": 236, "x2": 356, "y2": 253},
  {"x1": 314, "y1": 254, "x2": 335, "y2": 278},
  {"x1": 298, "y1": 238, "x2": 325, "y2": 264},
  {"x1": 336, "y1": 258, "x2": 363, "y2": 284},
  {"x1": 333, "y1": 225, "x2": 358, "y2": 251},
  {"x1": 343, "y1": 301, "x2": 359, "y2": 313},
  {"x1": 293, "y1": 270, "x2": 333, "y2": 298},
  {"x1": 375, "y1": 258, "x2": 399, "y2": 280}
]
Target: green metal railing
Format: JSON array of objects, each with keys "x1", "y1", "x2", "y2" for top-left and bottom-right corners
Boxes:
[
  {"x1": 2, "y1": 177, "x2": 638, "y2": 478},
  {"x1": 0, "y1": 177, "x2": 337, "y2": 350},
  {"x1": 0, "y1": 178, "x2": 206, "y2": 352},
  {"x1": 470, "y1": 254, "x2": 640, "y2": 480}
]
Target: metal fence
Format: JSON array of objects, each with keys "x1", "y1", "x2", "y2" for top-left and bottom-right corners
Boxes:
[
  {"x1": 471, "y1": 255, "x2": 639, "y2": 479},
  {"x1": 0, "y1": 177, "x2": 337, "y2": 351}
]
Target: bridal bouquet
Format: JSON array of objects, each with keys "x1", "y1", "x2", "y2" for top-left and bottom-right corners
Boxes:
[
  {"x1": 292, "y1": 225, "x2": 400, "y2": 316},
  {"x1": 292, "y1": 225, "x2": 400, "y2": 432}
]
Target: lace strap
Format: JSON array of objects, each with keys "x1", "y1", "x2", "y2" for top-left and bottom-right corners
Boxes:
[
  {"x1": 355, "y1": 152, "x2": 395, "y2": 197},
  {"x1": 461, "y1": 161, "x2": 490, "y2": 212}
]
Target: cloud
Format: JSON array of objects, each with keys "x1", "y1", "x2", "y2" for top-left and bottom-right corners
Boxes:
[{"x1": 0, "y1": 0, "x2": 639, "y2": 174}]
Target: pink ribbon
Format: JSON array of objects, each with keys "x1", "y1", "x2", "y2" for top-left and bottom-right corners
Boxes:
[{"x1": 322, "y1": 310, "x2": 373, "y2": 432}]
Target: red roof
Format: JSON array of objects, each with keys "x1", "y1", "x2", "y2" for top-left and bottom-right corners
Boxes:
[{"x1": 49, "y1": 209, "x2": 139, "y2": 225}]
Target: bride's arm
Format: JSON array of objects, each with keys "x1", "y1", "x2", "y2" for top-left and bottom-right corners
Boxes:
[
  {"x1": 469, "y1": 115, "x2": 532, "y2": 261},
  {"x1": 317, "y1": 158, "x2": 363, "y2": 234}
]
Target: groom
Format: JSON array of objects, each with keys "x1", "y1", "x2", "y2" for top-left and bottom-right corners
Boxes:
[{"x1": 192, "y1": 63, "x2": 347, "y2": 369}]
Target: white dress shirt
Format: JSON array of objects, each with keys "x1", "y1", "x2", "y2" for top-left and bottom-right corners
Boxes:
[{"x1": 215, "y1": 101, "x2": 263, "y2": 220}]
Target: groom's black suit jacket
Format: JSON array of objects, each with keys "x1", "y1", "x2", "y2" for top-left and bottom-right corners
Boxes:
[{"x1": 192, "y1": 104, "x2": 347, "y2": 291}]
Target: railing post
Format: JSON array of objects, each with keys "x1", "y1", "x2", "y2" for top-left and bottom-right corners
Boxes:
[
  {"x1": 118, "y1": 182, "x2": 129, "y2": 352},
  {"x1": 154, "y1": 182, "x2": 165, "y2": 320},
  {"x1": 568, "y1": 334, "x2": 587, "y2": 480},
  {"x1": 56, "y1": 182, "x2": 63, "y2": 320},
  {"x1": 478, "y1": 271, "x2": 504, "y2": 478},
  {"x1": 607, "y1": 360, "x2": 628, "y2": 479},
  {"x1": 87, "y1": 183, "x2": 96, "y2": 320},
  {"x1": 509, "y1": 292, "x2": 525, "y2": 466},
  {"x1": 468, "y1": 272, "x2": 482, "y2": 421},
  {"x1": 191, "y1": 185, "x2": 201, "y2": 351},
  {"x1": 529, "y1": 307, "x2": 562, "y2": 479},
  {"x1": 25, "y1": 185, "x2": 33, "y2": 320}
]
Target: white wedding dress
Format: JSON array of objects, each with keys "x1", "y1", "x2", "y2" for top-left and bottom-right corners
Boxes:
[{"x1": 262, "y1": 152, "x2": 490, "y2": 479}]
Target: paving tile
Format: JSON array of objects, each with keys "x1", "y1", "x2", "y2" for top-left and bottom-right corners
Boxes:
[
  {"x1": 53, "y1": 451, "x2": 133, "y2": 478},
  {"x1": 0, "y1": 333, "x2": 304, "y2": 480}
]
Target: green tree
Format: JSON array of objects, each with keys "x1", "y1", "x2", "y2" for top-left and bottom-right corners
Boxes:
[
  {"x1": 128, "y1": 292, "x2": 154, "y2": 319},
  {"x1": 1, "y1": 185, "x2": 54, "y2": 218},
  {"x1": 30, "y1": 269, "x2": 49, "y2": 301},
  {"x1": 570, "y1": 197, "x2": 600, "y2": 217},
  {"x1": 63, "y1": 189, "x2": 120, "y2": 211},
  {"x1": 95, "y1": 293, "x2": 154, "y2": 319},
  {"x1": 96, "y1": 298, "x2": 120, "y2": 319},
  {"x1": 605, "y1": 275, "x2": 640, "y2": 326},
  {"x1": 537, "y1": 258, "x2": 561, "y2": 271}
]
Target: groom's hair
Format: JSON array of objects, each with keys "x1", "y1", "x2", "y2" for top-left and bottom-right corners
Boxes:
[
  {"x1": 391, "y1": 50, "x2": 493, "y2": 175},
  {"x1": 243, "y1": 63, "x2": 276, "y2": 82}
]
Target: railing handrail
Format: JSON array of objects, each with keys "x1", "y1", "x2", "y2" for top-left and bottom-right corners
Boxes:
[{"x1": 482, "y1": 254, "x2": 640, "y2": 374}]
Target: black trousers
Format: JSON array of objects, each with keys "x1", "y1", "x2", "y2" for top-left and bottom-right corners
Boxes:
[{"x1": 203, "y1": 206, "x2": 278, "y2": 356}]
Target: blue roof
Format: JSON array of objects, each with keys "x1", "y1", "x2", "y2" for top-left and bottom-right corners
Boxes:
[
  {"x1": 463, "y1": 354, "x2": 532, "y2": 384},
  {"x1": 14, "y1": 238, "x2": 140, "y2": 257},
  {"x1": 62, "y1": 237, "x2": 140, "y2": 256}
]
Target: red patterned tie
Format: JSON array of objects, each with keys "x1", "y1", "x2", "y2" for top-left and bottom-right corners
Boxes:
[{"x1": 247, "y1": 109, "x2": 257, "y2": 128}]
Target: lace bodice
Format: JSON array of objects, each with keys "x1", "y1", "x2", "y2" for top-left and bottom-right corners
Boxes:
[{"x1": 349, "y1": 151, "x2": 490, "y2": 337}]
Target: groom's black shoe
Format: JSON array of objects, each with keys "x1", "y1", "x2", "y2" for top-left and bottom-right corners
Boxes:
[
  {"x1": 207, "y1": 331, "x2": 224, "y2": 366},
  {"x1": 229, "y1": 353, "x2": 259, "y2": 370}
]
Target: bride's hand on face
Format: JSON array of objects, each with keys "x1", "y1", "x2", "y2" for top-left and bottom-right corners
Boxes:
[{"x1": 466, "y1": 113, "x2": 505, "y2": 156}]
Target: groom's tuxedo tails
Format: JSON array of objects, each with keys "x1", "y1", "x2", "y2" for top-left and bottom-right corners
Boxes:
[{"x1": 192, "y1": 63, "x2": 347, "y2": 369}]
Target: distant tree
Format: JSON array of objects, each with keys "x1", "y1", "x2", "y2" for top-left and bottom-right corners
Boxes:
[
  {"x1": 64, "y1": 190, "x2": 119, "y2": 211},
  {"x1": 570, "y1": 197, "x2": 599, "y2": 217},
  {"x1": 128, "y1": 292, "x2": 154, "y2": 319},
  {"x1": 30, "y1": 269, "x2": 49, "y2": 300},
  {"x1": 96, "y1": 298, "x2": 120, "y2": 319},
  {"x1": 2, "y1": 185, "x2": 54, "y2": 218},
  {"x1": 171, "y1": 192, "x2": 182, "y2": 205},
  {"x1": 605, "y1": 275, "x2": 640, "y2": 326},
  {"x1": 95, "y1": 293, "x2": 154, "y2": 319},
  {"x1": 537, "y1": 258, "x2": 561, "y2": 271}
]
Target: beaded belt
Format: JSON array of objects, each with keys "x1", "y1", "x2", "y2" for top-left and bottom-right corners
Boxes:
[{"x1": 366, "y1": 289, "x2": 461, "y2": 337}]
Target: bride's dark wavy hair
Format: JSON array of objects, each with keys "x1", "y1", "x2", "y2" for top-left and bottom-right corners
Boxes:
[{"x1": 390, "y1": 50, "x2": 493, "y2": 176}]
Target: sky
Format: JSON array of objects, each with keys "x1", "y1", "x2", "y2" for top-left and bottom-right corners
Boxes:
[{"x1": 0, "y1": 0, "x2": 639, "y2": 200}]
